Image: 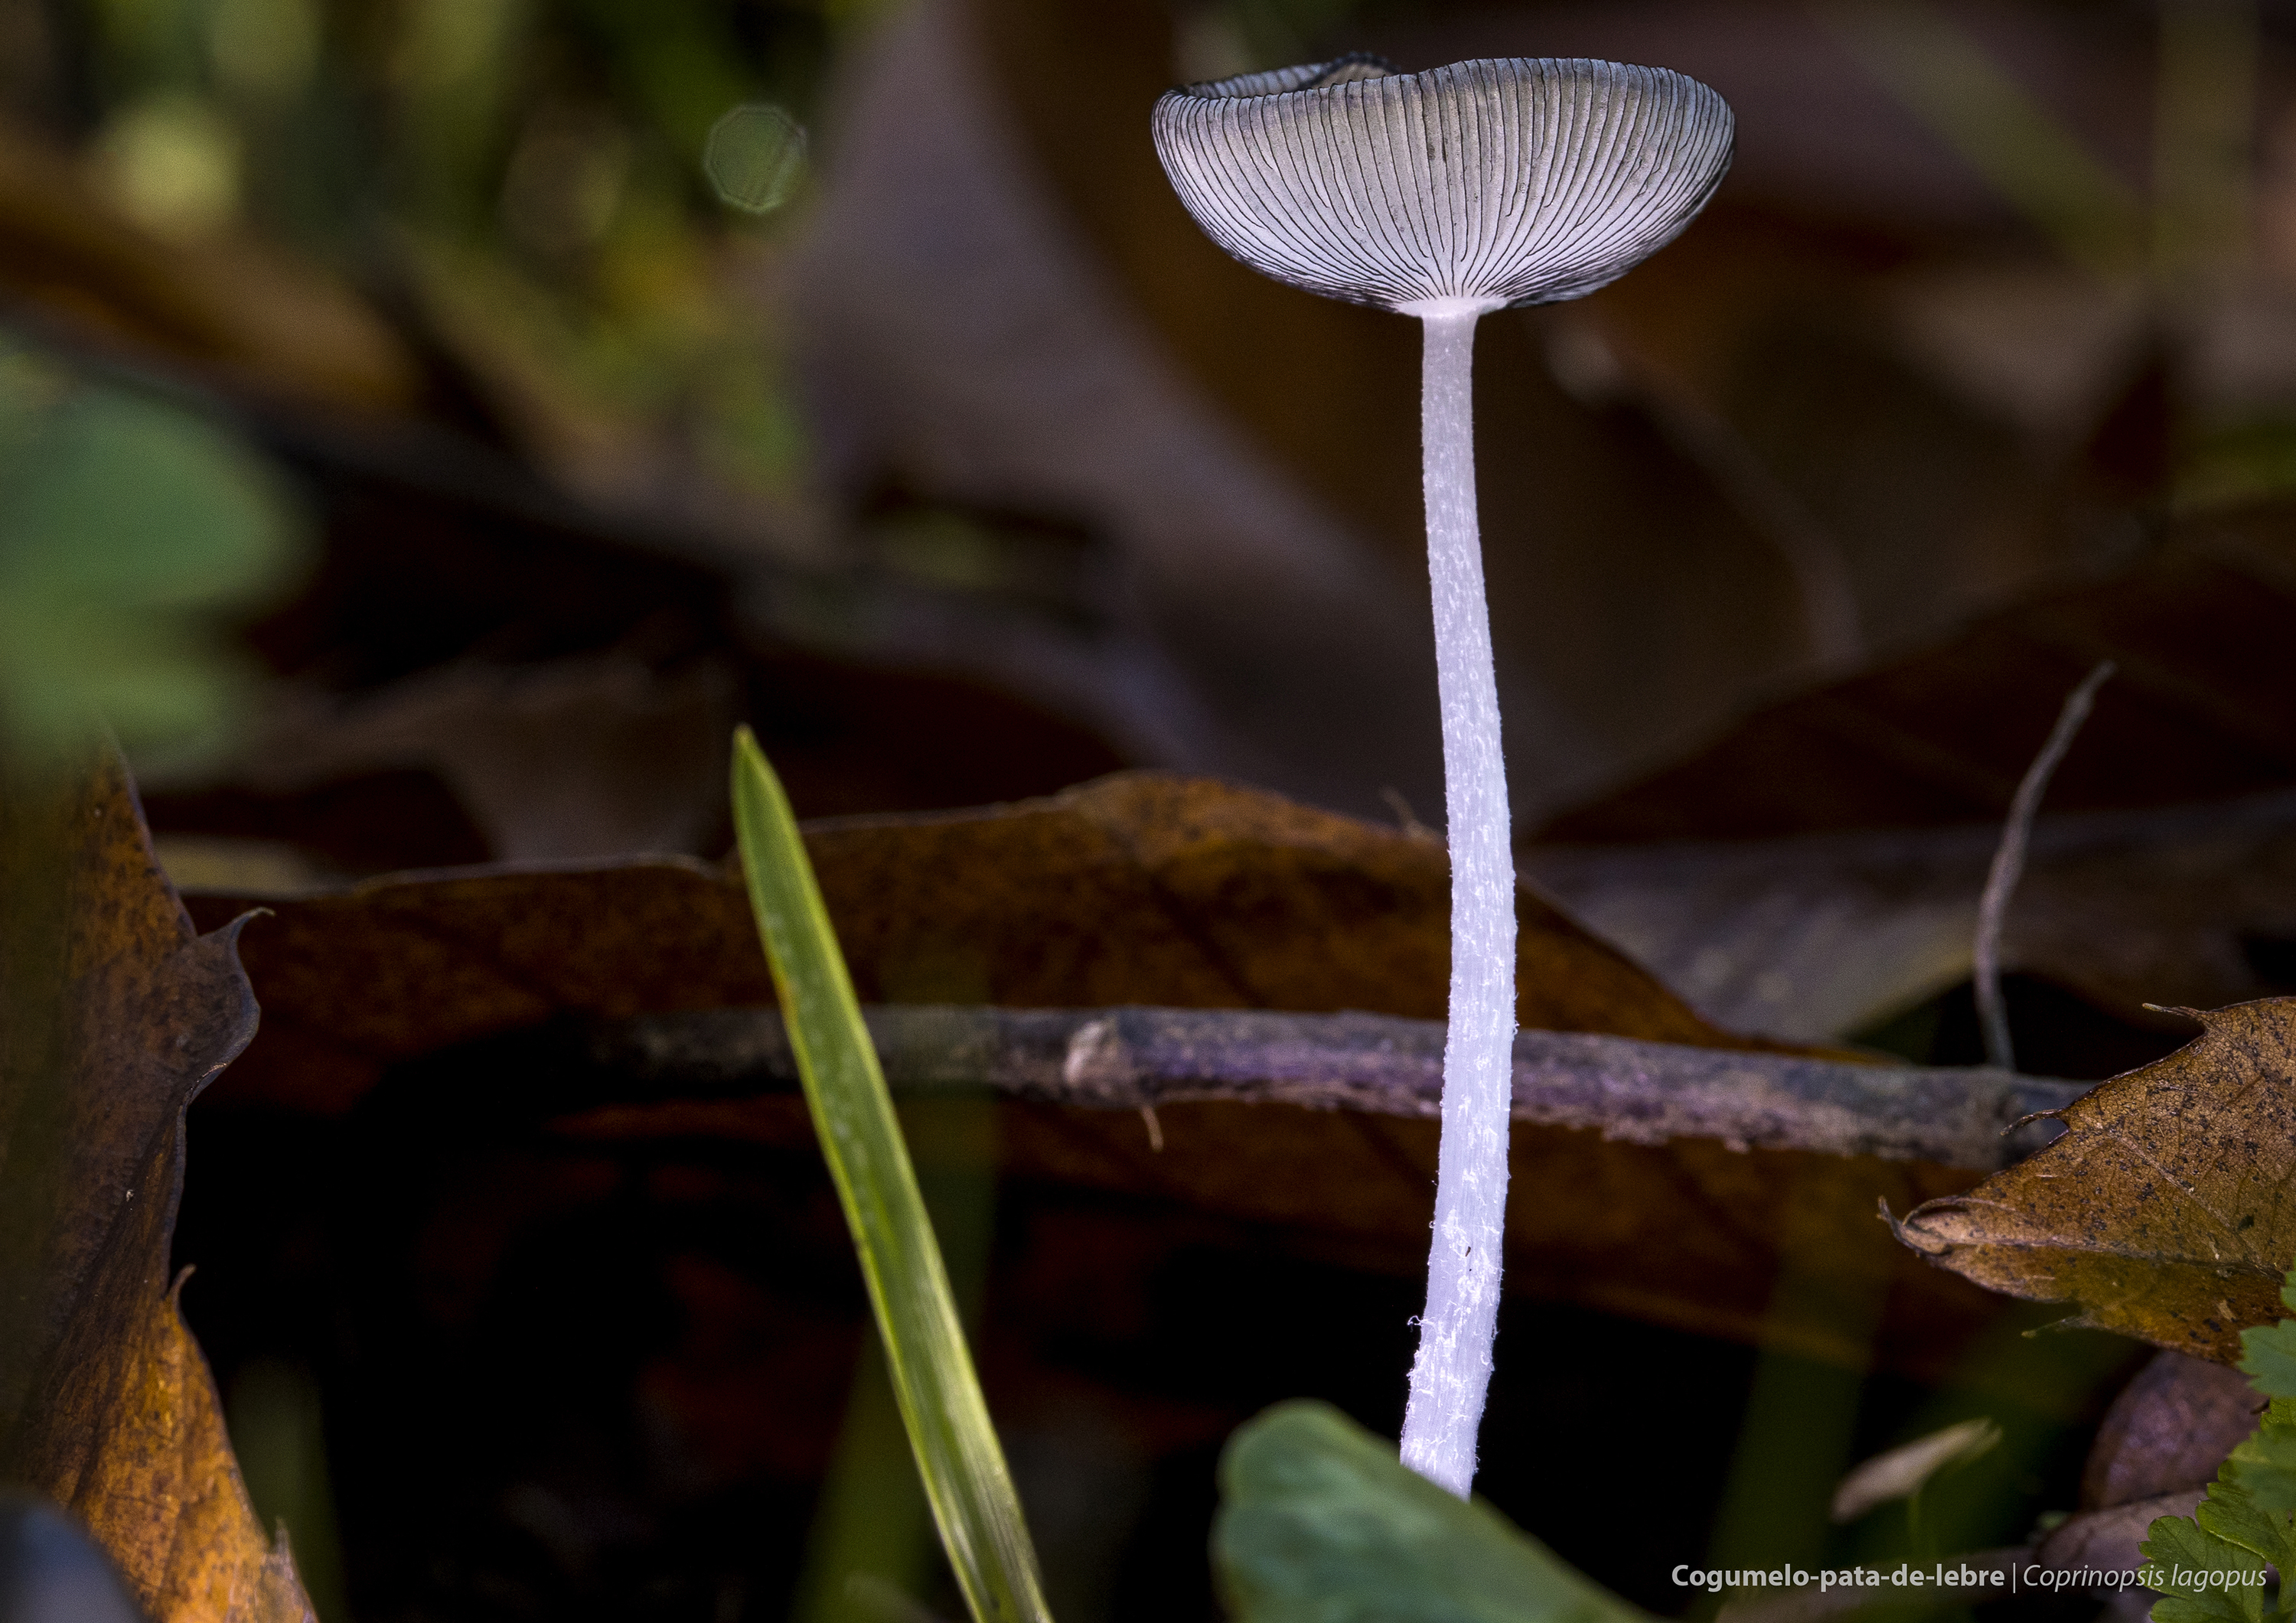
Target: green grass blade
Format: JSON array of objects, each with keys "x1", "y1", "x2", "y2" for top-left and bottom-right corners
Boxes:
[{"x1": 730, "y1": 727, "x2": 1053, "y2": 1623}]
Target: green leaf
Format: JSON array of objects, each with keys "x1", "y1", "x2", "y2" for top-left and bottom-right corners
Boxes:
[
  {"x1": 2239, "y1": 1312, "x2": 2296, "y2": 1402},
  {"x1": 729, "y1": 728, "x2": 1052, "y2": 1623},
  {"x1": 2141, "y1": 1512, "x2": 2267, "y2": 1623},
  {"x1": 0, "y1": 357, "x2": 302, "y2": 761},
  {"x1": 1214, "y1": 1401, "x2": 1651, "y2": 1623},
  {"x1": 2145, "y1": 1271, "x2": 2296, "y2": 1623},
  {"x1": 2193, "y1": 1480, "x2": 2296, "y2": 1576},
  {"x1": 2223, "y1": 1406, "x2": 2296, "y2": 1517}
]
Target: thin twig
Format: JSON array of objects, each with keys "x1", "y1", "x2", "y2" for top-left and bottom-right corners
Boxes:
[
  {"x1": 588, "y1": 1005, "x2": 2086, "y2": 1172},
  {"x1": 1975, "y1": 661, "x2": 2115, "y2": 1070}
]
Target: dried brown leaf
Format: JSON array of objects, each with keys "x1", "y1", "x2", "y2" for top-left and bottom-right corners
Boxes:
[
  {"x1": 0, "y1": 748, "x2": 312, "y2": 1622},
  {"x1": 165, "y1": 764, "x2": 2049, "y2": 1380},
  {"x1": 183, "y1": 771, "x2": 1766, "y2": 1114},
  {"x1": 1896, "y1": 999, "x2": 2296, "y2": 1362},
  {"x1": 177, "y1": 772, "x2": 2006, "y2": 1371},
  {"x1": 1545, "y1": 505, "x2": 2296, "y2": 842},
  {"x1": 1529, "y1": 784, "x2": 2296, "y2": 1044},
  {"x1": 2079, "y1": 1351, "x2": 2260, "y2": 1510}
]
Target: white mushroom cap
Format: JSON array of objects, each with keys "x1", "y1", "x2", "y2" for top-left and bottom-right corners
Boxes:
[{"x1": 1152, "y1": 55, "x2": 1735, "y2": 315}]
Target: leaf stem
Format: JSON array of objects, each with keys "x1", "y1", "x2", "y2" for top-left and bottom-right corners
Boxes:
[{"x1": 1399, "y1": 306, "x2": 1516, "y2": 1499}]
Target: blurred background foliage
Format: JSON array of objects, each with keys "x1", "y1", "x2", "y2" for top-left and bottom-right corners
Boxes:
[
  {"x1": 11, "y1": 0, "x2": 2296, "y2": 839},
  {"x1": 0, "y1": 344, "x2": 301, "y2": 765},
  {"x1": 29, "y1": 0, "x2": 849, "y2": 533}
]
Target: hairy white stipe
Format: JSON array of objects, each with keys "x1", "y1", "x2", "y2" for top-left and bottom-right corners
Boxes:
[
  {"x1": 1151, "y1": 55, "x2": 1734, "y2": 313},
  {"x1": 1397, "y1": 306, "x2": 1515, "y2": 1499},
  {"x1": 1150, "y1": 51, "x2": 1733, "y2": 1500}
]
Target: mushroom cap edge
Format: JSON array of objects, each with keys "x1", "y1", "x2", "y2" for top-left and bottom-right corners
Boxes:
[{"x1": 1150, "y1": 54, "x2": 1737, "y2": 312}]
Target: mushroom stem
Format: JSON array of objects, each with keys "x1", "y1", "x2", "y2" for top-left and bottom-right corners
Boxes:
[{"x1": 1399, "y1": 301, "x2": 1515, "y2": 1499}]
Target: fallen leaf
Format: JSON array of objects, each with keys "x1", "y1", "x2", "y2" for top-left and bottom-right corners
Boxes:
[
  {"x1": 1544, "y1": 501, "x2": 2296, "y2": 842},
  {"x1": 180, "y1": 771, "x2": 1766, "y2": 1115},
  {"x1": 169, "y1": 772, "x2": 2044, "y2": 1379},
  {"x1": 1529, "y1": 784, "x2": 2296, "y2": 1044},
  {"x1": 2039, "y1": 1490, "x2": 2203, "y2": 1574},
  {"x1": 2080, "y1": 1352, "x2": 2261, "y2": 1512},
  {"x1": 1895, "y1": 999, "x2": 2296, "y2": 1363},
  {"x1": 0, "y1": 748, "x2": 313, "y2": 1621}
]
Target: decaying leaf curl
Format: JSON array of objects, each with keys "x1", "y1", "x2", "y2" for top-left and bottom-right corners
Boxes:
[{"x1": 1892, "y1": 999, "x2": 2296, "y2": 1364}]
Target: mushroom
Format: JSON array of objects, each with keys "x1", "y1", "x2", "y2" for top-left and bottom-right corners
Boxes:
[{"x1": 1153, "y1": 54, "x2": 1733, "y2": 1498}]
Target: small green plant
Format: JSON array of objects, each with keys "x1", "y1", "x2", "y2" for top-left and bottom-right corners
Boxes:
[
  {"x1": 730, "y1": 727, "x2": 1052, "y2": 1623},
  {"x1": 2142, "y1": 1268, "x2": 2296, "y2": 1621}
]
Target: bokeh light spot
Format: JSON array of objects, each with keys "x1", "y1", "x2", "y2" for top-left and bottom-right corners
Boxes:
[{"x1": 703, "y1": 103, "x2": 806, "y2": 214}]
